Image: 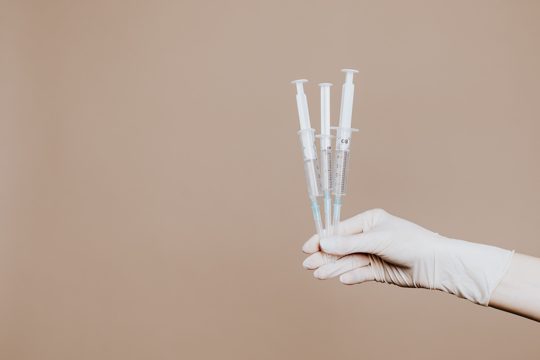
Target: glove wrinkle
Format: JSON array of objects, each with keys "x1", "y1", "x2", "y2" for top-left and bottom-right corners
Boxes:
[{"x1": 304, "y1": 209, "x2": 514, "y2": 306}]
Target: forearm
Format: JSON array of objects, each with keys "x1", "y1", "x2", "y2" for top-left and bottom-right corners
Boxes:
[{"x1": 489, "y1": 253, "x2": 540, "y2": 322}]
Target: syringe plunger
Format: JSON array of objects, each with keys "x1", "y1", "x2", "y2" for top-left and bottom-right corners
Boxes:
[
  {"x1": 338, "y1": 69, "x2": 358, "y2": 130},
  {"x1": 291, "y1": 79, "x2": 311, "y2": 130}
]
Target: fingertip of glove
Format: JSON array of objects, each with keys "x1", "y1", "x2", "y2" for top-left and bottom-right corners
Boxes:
[
  {"x1": 302, "y1": 234, "x2": 319, "y2": 254},
  {"x1": 339, "y1": 273, "x2": 355, "y2": 285},
  {"x1": 302, "y1": 257, "x2": 314, "y2": 269}
]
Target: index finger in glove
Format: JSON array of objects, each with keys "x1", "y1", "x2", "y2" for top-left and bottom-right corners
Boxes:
[
  {"x1": 302, "y1": 234, "x2": 320, "y2": 254},
  {"x1": 337, "y1": 208, "x2": 388, "y2": 235},
  {"x1": 302, "y1": 210, "x2": 384, "y2": 254}
]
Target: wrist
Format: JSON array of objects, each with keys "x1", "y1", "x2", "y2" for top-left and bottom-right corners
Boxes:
[
  {"x1": 436, "y1": 238, "x2": 513, "y2": 305},
  {"x1": 489, "y1": 253, "x2": 540, "y2": 321}
]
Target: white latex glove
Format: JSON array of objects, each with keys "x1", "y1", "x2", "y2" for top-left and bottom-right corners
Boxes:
[{"x1": 302, "y1": 209, "x2": 514, "y2": 306}]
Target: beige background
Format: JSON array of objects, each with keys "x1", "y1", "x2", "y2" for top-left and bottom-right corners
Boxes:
[{"x1": 2, "y1": 0, "x2": 540, "y2": 359}]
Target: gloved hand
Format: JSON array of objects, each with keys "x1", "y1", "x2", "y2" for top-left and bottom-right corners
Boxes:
[{"x1": 302, "y1": 209, "x2": 514, "y2": 306}]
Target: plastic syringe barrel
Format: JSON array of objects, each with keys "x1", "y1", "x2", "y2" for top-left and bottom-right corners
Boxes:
[
  {"x1": 320, "y1": 144, "x2": 332, "y2": 193},
  {"x1": 292, "y1": 80, "x2": 320, "y2": 197},
  {"x1": 320, "y1": 144, "x2": 332, "y2": 236},
  {"x1": 318, "y1": 83, "x2": 333, "y2": 235},
  {"x1": 333, "y1": 127, "x2": 358, "y2": 233},
  {"x1": 319, "y1": 83, "x2": 333, "y2": 194},
  {"x1": 298, "y1": 128, "x2": 323, "y2": 236},
  {"x1": 292, "y1": 79, "x2": 324, "y2": 236},
  {"x1": 333, "y1": 127, "x2": 354, "y2": 196},
  {"x1": 332, "y1": 69, "x2": 358, "y2": 233},
  {"x1": 334, "y1": 70, "x2": 358, "y2": 196},
  {"x1": 298, "y1": 128, "x2": 322, "y2": 199}
]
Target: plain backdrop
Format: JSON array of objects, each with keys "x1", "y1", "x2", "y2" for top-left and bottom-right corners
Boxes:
[{"x1": 1, "y1": 0, "x2": 539, "y2": 359}]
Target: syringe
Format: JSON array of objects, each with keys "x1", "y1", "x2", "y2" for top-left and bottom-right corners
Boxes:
[
  {"x1": 332, "y1": 69, "x2": 359, "y2": 234},
  {"x1": 292, "y1": 79, "x2": 324, "y2": 237},
  {"x1": 318, "y1": 83, "x2": 333, "y2": 236}
]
